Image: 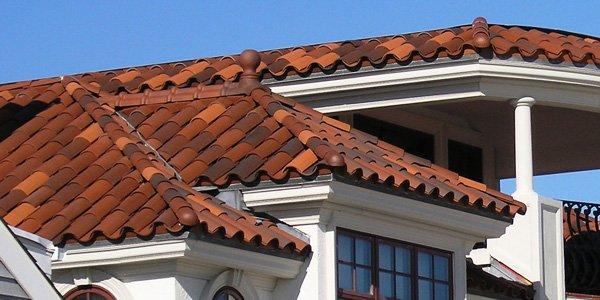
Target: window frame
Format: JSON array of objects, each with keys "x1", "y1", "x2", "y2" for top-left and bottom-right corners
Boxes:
[
  {"x1": 64, "y1": 285, "x2": 116, "y2": 300},
  {"x1": 336, "y1": 228, "x2": 453, "y2": 300}
]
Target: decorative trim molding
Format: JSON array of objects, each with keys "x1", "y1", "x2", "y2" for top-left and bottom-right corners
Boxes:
[
  {"x1": 185, "y1": 238, "x2": 304, "y2": 279},
  {"x1": 243, "y1": 181, "x2": 510, "y2": 241},
  {"x1": 200, "y1": 269, "x2": 259, "y2": 300},
  {"x1": 54, "y1": 268, "x2": 133, "y2": 300},
  {"x1": 53, "y1": 237, "x2": 188, "y2": 269},
  {"x1": 52, "y1": 235, "x2": 303, "y2": 279},
  {"x1": 266, "y1": 58, "x2": 600, "y2": 114}
]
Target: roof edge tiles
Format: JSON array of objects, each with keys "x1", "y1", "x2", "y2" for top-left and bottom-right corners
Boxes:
[
  {"x1": 0, "y1": 67, "x2": 310, "y2": 255},
  {"x1": 58, "y1": 79, "x2": 310, "y2": 254},
  {"x1": 0, "y1": 18, "x2": 541, "y2": 252},
  {"x1": 4, "y1": 17, "x2": 600, "y2": 98},
  {"x1": 109, "y1": 78, "x2": 525, "y2": 219}
]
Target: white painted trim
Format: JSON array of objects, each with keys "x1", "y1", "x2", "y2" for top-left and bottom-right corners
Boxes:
[
  {"x1": 185, "y1": 238, "x2": 304, "y2": 279},
  {"x1": 9, "y1": 225, "x2": 54, "y2": 252},
  {"x1": 242, "y1": 183, "x2": 332, "y2": 207},
  {"x1": 200, "y1": 269, "x2": 259, "y2": 300},
  {"x1": 54, "y1": 268, "x2": 133, "y2": 300},
  {"x1": 52, "y1": 236, "x2": 303, "y2": 279},
  {"x1": 243, "y1": 181, "x2": 510, "y2": 240},
  {"x1": 0, "y1": 220, "x2": 61, "y2": 300},
  {"x1": 52, "y1": 237, "x2": 188, "y2": 269},
  {"x1": 265, "y1": 58, "x2": 600, "y2": 114}
]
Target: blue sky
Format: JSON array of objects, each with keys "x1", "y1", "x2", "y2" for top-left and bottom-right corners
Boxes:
[{"x1": 1, "y1": 1, "x2": 598, "y2": 201}]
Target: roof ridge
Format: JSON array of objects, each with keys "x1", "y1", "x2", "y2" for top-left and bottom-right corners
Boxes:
[
  {"x1": 61, "y1": 78, "x2": 311, "y2": 253},
  {"x1": 250, "y1": 88, "x2": 345, "y2": 167},
  {"x1": 62, "y1": 79, "x2": 201, "y2": 226}
]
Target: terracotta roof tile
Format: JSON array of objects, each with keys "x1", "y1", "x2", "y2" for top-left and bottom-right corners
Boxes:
[
  {"x1": 5, "y1": 17, "x2": 600, "y2": 99},
  {"x1": 5, "y1": 17, "x2": 576, "y2": 253},
  {"x1": 113, "y1": 82, "x2": 526, "y2": 218},
  {"x1": 0, "y1": 80, "x2": 310, "y2": 256}
]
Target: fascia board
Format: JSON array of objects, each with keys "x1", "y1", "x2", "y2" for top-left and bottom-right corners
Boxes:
[
  {"x1": 266, "y1": 58, "x2": 600, "y2": 114},
  {"x1": 0, "y1": 220, "x2": 61, "y2": 300}
]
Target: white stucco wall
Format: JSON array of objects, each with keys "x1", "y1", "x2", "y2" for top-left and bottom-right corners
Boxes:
[
  {"x1": 244, "y1": 181, "x2": 511, "y2": 300},
  {"x1": 485, "y1": 193, "x2": 565, "y2": 300},
  {"x1": 51, "y1": 237, "x2": 294, "y2": 300},
  {"x1": 53, "y1": 264, "x2": 275, "y2": 300}
]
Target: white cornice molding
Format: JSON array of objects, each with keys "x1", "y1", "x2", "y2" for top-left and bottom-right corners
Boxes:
[
  {"x1": 52, "y1": 238, "x2": 188, "y2": 270},
  {"x1": 242, "y1": 183, "x2": 332, "y2": 207},
  {"x1": 184, "y1": 239, "x2": 303, "y2": 279},
  {"x1": 265, "y1": 58, "x2": 600, "y2": 114},
  {"x1": 200, "y1": 269, "x2": 260, "y2": 300},
  {"x1": 328, "y1": 181, "x2": 509, "y2": 238},
  {"x1": 52, "y1": 236, "x2": 303, "y2": 279},
  {"x1": 242, "y1": 181, "x2": 510, "y2": 240}
]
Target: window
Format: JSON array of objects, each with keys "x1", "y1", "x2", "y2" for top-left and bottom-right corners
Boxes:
[
  {"x1": 64, "y1": 285, "x2": 116, "y2": 300},
  {"x1": 213, "y1": 286, "x2": 244, "y2": 300},
  {"x1": 353, "y1": 115, "x2": 435, "y2": 162},
  {"x1": 336, "y1": 229, "x2": 452, "y2": 300},
  {"x1": 448, "y1": 140, "x2": 483, "y2": 182}
]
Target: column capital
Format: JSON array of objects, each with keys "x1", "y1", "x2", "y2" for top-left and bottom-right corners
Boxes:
[{"x1": 511, "y1": 96, "x2": 536, "y2": 107}]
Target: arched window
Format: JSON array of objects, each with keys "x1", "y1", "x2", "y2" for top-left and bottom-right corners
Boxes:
[
  {"x1": 213, "y1": 286, "x2": 244, "y2": 300},
  {"x1": 64, "y1": 285, "x2": 116, "y2": 300}
]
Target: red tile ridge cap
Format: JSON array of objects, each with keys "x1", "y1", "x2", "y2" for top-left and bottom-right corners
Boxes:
[
  {"x1": 251, "y1": 88, "x2": 345, "y2": 167},
  {"x1": 79, "y1": 49, "x2": 265, "y2": 108},
  {"x1": 472, "y1": 17, "x2": 491, "y2": 48}
]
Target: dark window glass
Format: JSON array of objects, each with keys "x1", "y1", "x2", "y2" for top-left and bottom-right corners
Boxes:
[
  {"x1": 355, "y1": 238, "x2": 372, "y2": 266},
  {"x1": 395, "y1": 247, "x2": 411, "y2": 274},
  {"x1": 396, "y1": 275, "x2": 411, "y2": 300},
  {"x1": 336, "y1": 232, "x2": 374, "y2": 296},
  {"x1": 448, "y1": 140, "x2": 483, "y2": 182},
  {"x1": 353, "y1": 114, "x2": 435, "y2": 162},
  {"x1": 338, "y1": 264, "x2": 353, "y2": 290},
  {"x1": 379, "y1": 271, "x2": 393, "y2": 297},
  {"x1": 379, "y1": 243, "x2": 393, "y2": 270},
  {"x1": 418, "y1": 252, "x2": 433, "y2": 278},
  {"x1": 418, "y1": 280, "x2": 433, "y2": 300},
  {"x1": 434, "y1": 283, "x2": 450, "y2": 300},
  {"x1": 338, "y1": 234, "x2": 353, "y2": 262},
  {"x1": 434, "y1": 255, "x2": 449, "y2": 281},
  {"x1": 356, "y1": 267, "x2": 372, "y2": 293},
  {"x1": 337, "y1": 229, "x2": 452, "y2": 300}
]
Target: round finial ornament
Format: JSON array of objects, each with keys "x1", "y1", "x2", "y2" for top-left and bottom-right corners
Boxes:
[{"x1": 239, "y1": 49, "x2": 261, "y2": 75}]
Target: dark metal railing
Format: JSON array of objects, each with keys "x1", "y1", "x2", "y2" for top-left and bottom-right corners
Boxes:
[
  {"x1": 562, "y1": 200, "x2": 600, "y2": 240},
  {"x1": 562, "y1": 200, "x2": 600, "y2": 294}
]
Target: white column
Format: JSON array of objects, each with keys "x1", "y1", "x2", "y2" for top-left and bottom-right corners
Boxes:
[{"x1": 512, "y1": 96, "x2": 536, "y2": 196}]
